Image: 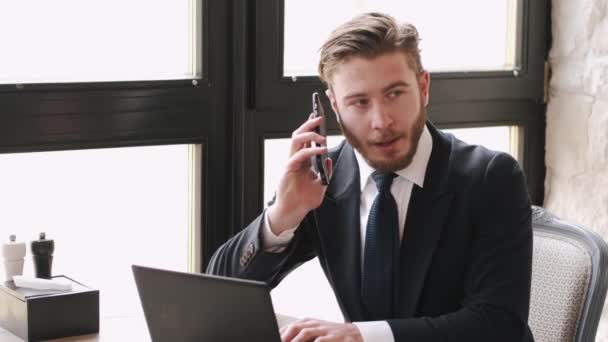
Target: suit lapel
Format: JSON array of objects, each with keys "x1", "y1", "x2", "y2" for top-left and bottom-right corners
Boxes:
[
  {"x1": 397, "y1": 123, "x2": 454, "y2": 317},
  {"x1": 313, "y1": 142, "x2": 368, "y2": 322}
]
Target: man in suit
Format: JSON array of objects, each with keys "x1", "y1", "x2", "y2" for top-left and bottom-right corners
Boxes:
[{"x1": 207, "y1": 13, "x2": 534, "y2": 342}]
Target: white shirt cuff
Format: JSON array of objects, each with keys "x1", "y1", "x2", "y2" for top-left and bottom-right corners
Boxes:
[
  {"x1": 261, "y1": 209, "x2": 297, "y2": 253},
  {"x1": 353, "y1": 321, "x2": 395, "y2": 342}
]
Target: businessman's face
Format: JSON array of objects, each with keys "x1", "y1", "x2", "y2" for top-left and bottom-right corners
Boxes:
[{"x1": 326, "y1": 51, "x2": 430, "y2": 172}]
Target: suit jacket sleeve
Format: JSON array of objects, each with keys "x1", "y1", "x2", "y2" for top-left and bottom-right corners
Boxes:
[
  {"x1": 206, "y1": 209, "x2": 317, "y2": 288},
  {"x1": 387, "y1": 152, "x2": 533, "y2": 342}
]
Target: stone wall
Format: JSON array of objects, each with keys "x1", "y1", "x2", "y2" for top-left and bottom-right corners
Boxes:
[{"x1": 545, "y1": 1, "x2": 608, "y2": 340}]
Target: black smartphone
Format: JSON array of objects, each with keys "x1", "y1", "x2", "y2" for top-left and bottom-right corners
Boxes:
[{"x1": 312, "y1": 92, "x2": 329, "y2": 185}]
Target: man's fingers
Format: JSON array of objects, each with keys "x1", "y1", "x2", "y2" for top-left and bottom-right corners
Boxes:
[
  {"x1": 280, "y1": 318, "x2": 317, "y2": 335},
  {"x1": 289, "y1": 132, "x2": 327, "y2": 156},
  {"x1": 292, "y1": 115, "x2": 323, "y2": 136},
  {"x1": 286, "y1": 146, "x2": 328, "y2": 171},
  {"x1": 290, "y1": 327, "x2": 326, "y2": 342},
  {"x1": 280, "y1": 320, "x2": 321, "y2": 342},
  {"x1": 292, "y1": 131, "x2": 326, "y2": 147}
]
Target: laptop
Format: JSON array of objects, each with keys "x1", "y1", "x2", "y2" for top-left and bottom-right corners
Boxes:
[{"x1": 132, "y1": 265, "x2": 291, "y2": 342}]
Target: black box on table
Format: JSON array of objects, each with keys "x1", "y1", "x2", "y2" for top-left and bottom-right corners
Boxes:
[{"x1": 0, "y1": 276, "x2": 99, "y2": 341}]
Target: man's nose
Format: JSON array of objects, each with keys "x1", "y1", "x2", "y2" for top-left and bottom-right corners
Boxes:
[{"x1": 370, "y1": 102, "x2": 393, "y2": 129}]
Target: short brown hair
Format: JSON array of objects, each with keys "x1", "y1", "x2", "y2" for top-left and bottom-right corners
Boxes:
[{"x1": 318, "y1": 12, "x2": 424, "y2": 86}]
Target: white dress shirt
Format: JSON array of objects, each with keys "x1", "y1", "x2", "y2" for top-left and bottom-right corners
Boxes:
[{"x1": 262, "y1": 126, "x2": 433, "y2": 342}]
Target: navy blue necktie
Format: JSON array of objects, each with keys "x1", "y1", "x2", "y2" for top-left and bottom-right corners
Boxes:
[{"x1": 362, "y1": 171, "x2": 399, "y2": 320}]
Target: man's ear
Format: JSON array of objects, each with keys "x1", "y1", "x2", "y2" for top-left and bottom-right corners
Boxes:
[
  {"x1": 418, "y1": 71, "x2": 431, "y2": 107},
  {"x1": 325, "y1": 88, "x2": 341, "y2": 124}
]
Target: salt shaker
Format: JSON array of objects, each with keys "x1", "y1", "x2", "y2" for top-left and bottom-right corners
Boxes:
[{"x1": 2, "y1": 235, "x2": 26, "y2": 282}]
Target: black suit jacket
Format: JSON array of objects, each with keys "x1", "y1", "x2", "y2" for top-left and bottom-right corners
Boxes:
[{"x1": 207, "y1": 122, "x2": 534, "y2": 342}]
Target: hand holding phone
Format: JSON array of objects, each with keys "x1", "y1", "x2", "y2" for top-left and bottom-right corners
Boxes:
[
  {"x1": 312, "y1": 92, "x2": 330, "y2": 185},
  {"x1": 265, "y1": 93, "x2": 331, "y2": 234}
]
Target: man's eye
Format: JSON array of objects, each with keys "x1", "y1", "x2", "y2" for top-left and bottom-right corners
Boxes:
[
  {"x1": 353, "y1": 99, "x2": 368, "y2": 107},
  {"x1": 387, "y1": 90, "x2": 403, "y2": 99}
]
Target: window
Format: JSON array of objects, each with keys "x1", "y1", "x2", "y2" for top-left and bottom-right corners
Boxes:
[
  {"x1": 443, "y1": 126, "x2": 523, "y2": 163},
  {"x1": 0, "y1": 0, "x2": 202, "y2": 84},
  {"x1": 284, "y1": 0, "x2": 518, "y2": 76},
  {"x1": 254, "y1": 0, "x2": 546, "y2": 109},
  {"x1": 0, "y1": 144, "x2": 201, "y2": 317},
  {"x1": 0, "y1": 0, "x2": 230, "y2": 268}
]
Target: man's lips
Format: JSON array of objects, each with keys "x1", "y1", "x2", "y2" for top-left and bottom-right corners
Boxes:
[{"x1": 370, "y1": 136, "x2": 400, "y2": 147}]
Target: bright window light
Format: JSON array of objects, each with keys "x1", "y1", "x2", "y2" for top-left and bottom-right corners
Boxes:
[
  {"x1": 284, "y1": 0, "x2": 517, "y2": 76},
  {"x1": 0, "y1": 144, "x2": 199, "y2": 318},
  {"x1": 0, "y1": 1, "x2": 202, "y2": 84}
]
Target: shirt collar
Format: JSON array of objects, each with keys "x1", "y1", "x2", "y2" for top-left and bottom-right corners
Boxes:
[{"x1": 354, "y1": 124, "x2": 433, "y2": 190}]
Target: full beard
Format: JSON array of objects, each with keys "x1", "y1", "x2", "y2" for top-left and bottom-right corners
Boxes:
[{"x1": 338, "y1": 107, "x2": 427, "y2": 172}]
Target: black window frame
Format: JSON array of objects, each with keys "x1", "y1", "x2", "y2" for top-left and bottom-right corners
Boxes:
[{"x1": 253, "y1": 0, "x2": 546, "y2": 110}]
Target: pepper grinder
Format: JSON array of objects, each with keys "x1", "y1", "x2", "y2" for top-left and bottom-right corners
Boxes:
[
  {"x1": 31, "y1": 232, "x2": 54, "y2": 279},
  {"x1": 2, "y1": 235, "x2": 26, "y2": 282}
]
